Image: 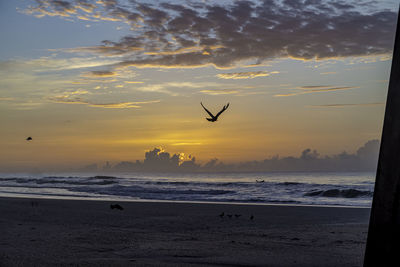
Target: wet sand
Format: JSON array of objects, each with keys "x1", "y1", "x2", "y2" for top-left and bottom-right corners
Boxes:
[{"x1": 0, "y1": 197, "x2": 370, "y2": 266}]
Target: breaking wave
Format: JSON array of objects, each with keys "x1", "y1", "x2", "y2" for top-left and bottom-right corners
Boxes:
[{"x1": 304, "y1": 189, "x2": 373, "y2": 198}]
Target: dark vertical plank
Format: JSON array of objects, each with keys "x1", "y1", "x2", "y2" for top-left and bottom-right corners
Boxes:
[{"x1": 364, "y1": 9, "x2": 400, "y2": 267}]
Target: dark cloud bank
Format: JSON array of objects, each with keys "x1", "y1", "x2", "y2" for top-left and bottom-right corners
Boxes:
[
  {"x1": 88, "y1": 139, "x2": 380, "y2": 173},
  {"x1": 27, "y1": 0, "x2": 397, "y2": 68}
]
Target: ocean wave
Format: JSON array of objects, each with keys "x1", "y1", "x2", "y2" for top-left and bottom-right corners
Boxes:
[
  {"x1": 146, "y1": 181, "x2": 191, "y2": 185},
  {"x1": 0, "y1": 173, "x2": 374, "y2": 206},
  {"x1": 0, "y1": 177, "x2": 117, "y2": 186},
  {"x1": 278, "y1": 182, "x2": 302, "y2": 186},
  {"x1": 304, "y1": 188, "x2": 372, "y2": 198},
  {"x1": 141, "y1": 180, "x2": 305, "y2": 188},
  {"x1": 70, "y1": 184, "x2": 234, "y2": 197},
  {"x1": 140, "y1": 181, "x2": 259, "y2": 190},
  {"x1": 89, "y1": 176, "x2": 117, "y2": 180}
]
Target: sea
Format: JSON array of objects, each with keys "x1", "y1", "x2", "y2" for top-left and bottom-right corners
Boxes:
[{"x1": 0, "y1": 172, "x2": 375, "y2": 207}]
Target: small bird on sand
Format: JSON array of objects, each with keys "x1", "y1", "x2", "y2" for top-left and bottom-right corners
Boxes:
[
  {"x1": 219, "y1": 212, "x2": 225, "y2": 218},
  {"x1": 250, "y1": 215, "x2": 254, "y2": 220},
  {"x1": 26, "y1": 137, "x2": 32, "y2": 141},
  {"x1": 110, "y1": 204, "x2": 124, "y2": 210},
  {"x1": 201, "y1": 102, "x2": 229, "y2": 122}
]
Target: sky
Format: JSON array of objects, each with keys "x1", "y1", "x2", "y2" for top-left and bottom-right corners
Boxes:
[{"x1": 0, "y1": 0, "x2": 398, "y2": 172}]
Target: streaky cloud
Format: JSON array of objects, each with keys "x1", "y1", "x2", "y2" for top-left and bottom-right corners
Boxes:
[
  {"x1": 302, "y1": 86, "x2": 359, "y2": 92},
  {"x1": 172, "y1": 142, "x2": 203, "y2": 146},
  {"x1": 83, "y1": 70, "x2": 116, "y2": 77},
  {"x1": 274, "y1": 86, "x2": 359, "y2": 97},
  {"x1": 307, "y1": 102, "x2": 385, "y2": 108},
  {"x1": 320, "y1": 72, "x2": 337, "y2": 75},
  {"x1": 300, "y1": 85, "x2": 334, "y2": 89},
  {"x1": 0, "y1": 97, "x2": 15, "y2": 101},
  {"x1": 48, "y1": 95, "x2": 160, "y2": 109},
  {"x1": 200, "y1": 89, "x2": 239, "y2": 95},
  {"x1": 216, "y1": 71, "x2": 279, "y2": 79}
]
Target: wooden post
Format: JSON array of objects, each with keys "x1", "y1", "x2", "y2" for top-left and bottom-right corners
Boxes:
[{"x1": 364, "y1": 9, "x2": 400, "y2": 267}]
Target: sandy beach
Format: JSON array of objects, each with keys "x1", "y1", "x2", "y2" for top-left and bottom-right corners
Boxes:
[{"x1": 0, "y1": 197, "x2": 370, "y2": 266}]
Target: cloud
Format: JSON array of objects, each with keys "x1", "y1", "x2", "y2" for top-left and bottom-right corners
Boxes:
[
  {"x1": 274, "y1": 85, "x2": 358, "y2": 97},
  {"x1": 23, "y1": 0, "x2": 77, "y2": 18},
  {"x1": 356, "y1": 139, "x2": 380, "y2": 159},
  {"x1": 24, "y1": 0, "x2": 397, "y2": 69},
  {"x1": 0, "y1": 97, "x2": 45, "y2": 110},
  {"x1": 48, "y1": 95, "x2": 160, "y2": 108},
  {"x1": 0, "y1": 97, "x2": 14, "y2": 101},
  {"x1": 106, "y1": 139, "x2": 381, "y2": 172},
  {"x1": 124, "y1": 81, "x2": 144, "y2": 84},
  {"x1": 109, "y1": 147, "x2": 201, "y2": 172},
  {"x1": 0, "y1": 57, "x2": 121, "y2": 72},
  {"x1": 22, "y1": 0, "x2": 116, "y2": 22},
  {"x1": 302, "y1": 86, "x2": 358, "y2": 92},
  {"x1": 307, "y1": 102, "x2": 385, "y2": 108},
  {"x1": 299, "y1": 86, "x2": 358, "y2": 92},
  {"x1": 135, "y1": 84, "x2": 175, "y2": 95},
  {"x1": 200, "y1": 89, "x2": 239, "y2": 95},
  {"x1": 171, "y1": 142, "x2": 202, "y2": 146},
  {"x1": 143, "y1": 147, "x2": 181, "y2": 171},
  {"x1": 10, "y1": 101, "x2": 45, "y2": 110},
  {"x1": 216, "y1": 71, "x2": 279, "y2": 79},
  {"x1": 82, "y1": 70, "x2": 116, "y2": 77},
  {"x1": 58, "y1": 89, "x2": 90, "y2": 97},
  {"x1": 300, "y1": 85, "x2": 334, "y2": 89},
  {"x1": 87, "y1": 101, "x2": 151, "y2": 108},
  {"x1": 320, "y1": 72, "x2": 337, "y2": 75},
  {"x1": 135, "y1": 81, "x2": 222, "y2": 95}
]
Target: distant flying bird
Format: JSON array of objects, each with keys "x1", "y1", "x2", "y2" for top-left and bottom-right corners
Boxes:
[
  {"x1": 26, "y1": 137, "x2": 32, "y2": 141},
  {"x1": 110, "y1": 204, "x2": 124, "y2": 210},
  {"x1": 234, "y1": 214, "x2": 241, "y2": 218},
  {"x1": 250, "y1": 215, "x2": 254, "y2": 220},
  {"x1": 219, "y1": 212, "x2": 225, "y2": 218},
  {"x1": 201, "y1": 102, "x2": 229, "y2": 122},
  {"x1": 227, "y1": 214, "x2": 233, "y2": 219}
]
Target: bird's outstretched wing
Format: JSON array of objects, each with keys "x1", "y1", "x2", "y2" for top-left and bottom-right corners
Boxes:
[
  {"x1": 201, "y1": 102, "x2": 215, "y2": 118},
  {"x1": 215, "y1": 103, "x2": 229, "y2": 118}
]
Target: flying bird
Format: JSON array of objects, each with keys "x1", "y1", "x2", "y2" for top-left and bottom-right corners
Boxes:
[
  {"x1": 201, "y1": 102, "x2": 229, "y2": 122},
  {"x1": 26, "y1": 137, "x2": 32, "y2": 141}
]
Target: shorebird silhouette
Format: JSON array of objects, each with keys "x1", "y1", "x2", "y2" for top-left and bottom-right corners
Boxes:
[
  {"x1": 201, "y1": 102, "x2": 229, "y2": 122},
  {"x1": 110, "y1": 204, "x2": 124, "y2": 210},
  {"x1": 26, "y1": 137, "x2": 32, "y2": 141}
]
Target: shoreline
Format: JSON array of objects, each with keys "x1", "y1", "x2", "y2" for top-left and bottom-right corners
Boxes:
[
  {"x1": 0, "y1": 194, "x2": 371, "y2": 209},
  {"x1": 0, "y1": 196, "x2": 370, "y2": 266}
]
